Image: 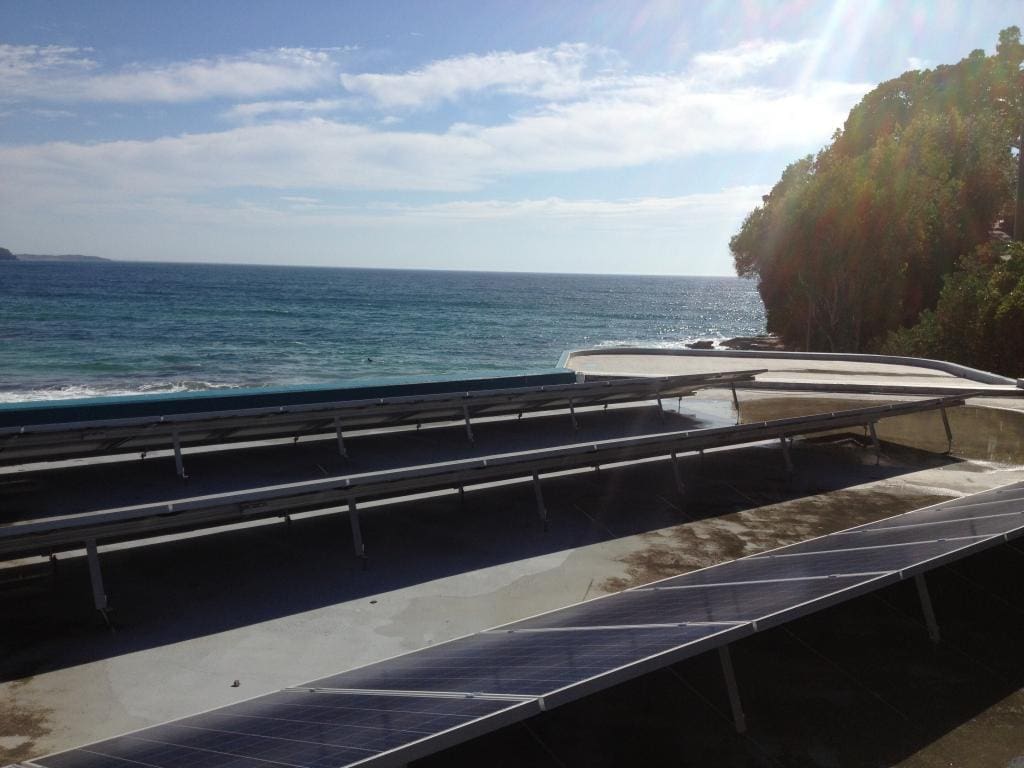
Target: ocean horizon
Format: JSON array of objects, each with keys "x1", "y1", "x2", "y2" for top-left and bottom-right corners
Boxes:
[{"x1": 0, "y1": 260, "x2": 766, "y2": 402}]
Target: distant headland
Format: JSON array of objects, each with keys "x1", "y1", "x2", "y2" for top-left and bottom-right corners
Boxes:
[{"x1": 0, "y1": 246, "x2": 110, "y2": 263}]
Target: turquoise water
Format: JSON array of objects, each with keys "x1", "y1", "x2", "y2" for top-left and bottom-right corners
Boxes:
[{"x1": 0, "y1": 262, "x2": 765, "y2": 401}]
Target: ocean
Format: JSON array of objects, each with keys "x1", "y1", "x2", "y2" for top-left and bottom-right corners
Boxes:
[{"x1": 0, "y1": 261, "x2": 765, "y2": 402}]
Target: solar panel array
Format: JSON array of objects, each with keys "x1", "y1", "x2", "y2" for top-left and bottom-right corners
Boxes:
[
  {"x1": 24, "y1": 480, "x2": 1024, "y2": 768},
  {"x1": 0, "y1": 394, "x2": 968, "y2": 560},
  {"x1": 0, "y1": 371, "x2": 760, "y2": 466}
]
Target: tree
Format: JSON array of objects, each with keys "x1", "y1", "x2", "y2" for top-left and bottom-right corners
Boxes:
[
  {"x1": 731, "y1": 28, "x2": 1021, "y2": 352},
  {"x1": 881, "y1": 242, "x2": 1024, "y2": 377}
]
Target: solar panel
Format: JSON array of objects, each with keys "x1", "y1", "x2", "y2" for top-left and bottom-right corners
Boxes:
[
  {"x1": 762, "y1": 509, "x2": 1024, "y2": 556},
  {"x1": 505, "y1": 575, "x2": 874, "y2": 630},
  {"x1": 667, "y1": 539, "x2": 979, "y2": 585},
  {"x1": 867, "y1": 483, "x2": 1024, "y2": 526},
  {"x1": 0, "y1": 370, "x2": 761, "y2": 466},
  {"x1": 36, "y1": 692, "x2": 535, "y2": 768},
  {"x1": 307, "y1": 625, "x2": 732, "y2": 698},
  {"x1": 24, "y1": 480, "x2": 1024, "y2": 768},
  {"x1": 0, "y1": 394, "x2": 970, "y2": 563}
]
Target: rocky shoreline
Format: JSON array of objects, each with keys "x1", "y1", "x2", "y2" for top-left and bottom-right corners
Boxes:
[{"x1": 686, "y1": 335, "x2": 787, "y2": 351}]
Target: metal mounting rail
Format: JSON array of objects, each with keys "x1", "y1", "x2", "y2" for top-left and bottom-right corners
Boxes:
[
  {"x1": 0, "y1": 370, "x2": 763, "y2": 467},
  {"x1": 0, "y1": 394, "x2": 968, "y2": 564}
]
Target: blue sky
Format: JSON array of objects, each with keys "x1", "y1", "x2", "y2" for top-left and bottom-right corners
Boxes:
[{"x1": 0, "y1": 1, "x2": 1018, "y2": 274}]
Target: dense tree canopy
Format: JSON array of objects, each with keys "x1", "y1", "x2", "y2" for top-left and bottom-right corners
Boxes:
[
  {"x1": 731, "y1": 27, "x2": 1023, "y2": 353},
  {"x1": 881, "y1": 242, "x2": 1024, "y2": 377}
]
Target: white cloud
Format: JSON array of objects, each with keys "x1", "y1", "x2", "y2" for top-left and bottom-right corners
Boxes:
[
  {"x1": 0, "y1": 120, "x2": 491, "y2": 200},
  {"x1": 361, "y1": 187, "x2": 769, "y2": 227},
  {"x1": 1, "y1": 187, "x2": 768, "y2": 273},
  {"x1": 1, "y1": 36, "x2": 870, "y2": 229},
  {"x1": 224, "y1": 98, "x2": 351, "y2": 121},
  {"x1": 0, "y1": 69, "x2": 868, "y2": 205},
  {"x1": 0, "y1": 45, "x2": 349, "y2": 103},
  {"x1": 0, "y1": 44, "x2": 97, "y2": 76},
  {"x1": 457, "y1": 77, "x2": 868, "y2": 175},
  {"x1": 339, "y1": 43, "x2": 608, "y2": 108},
  {"x1": 108, "y1": 187, "x2": 770, "y2": 223},
  {"x1": 0, "y1": 69, "x2": 867, "y2": 204},
  {"x1": 690, "y1": 38, "x2": 815, "y2": 82},
  {"x1": 0, "y1": 36, "x2": 885, "y2": 273},
  {"x1": 334, "y1": 38, "x2": 818, "y2": 113},
  {"x1": 0, "y1": 44, "x2": 96, "y2": 102}
]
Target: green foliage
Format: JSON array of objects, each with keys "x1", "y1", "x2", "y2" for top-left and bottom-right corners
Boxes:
[
  {"x1": 881, "y1": 242, "x2": 1024, "y2": 377},
  {"x1": 731, "y1": 27, "x2": 1022, "y2": 353}
]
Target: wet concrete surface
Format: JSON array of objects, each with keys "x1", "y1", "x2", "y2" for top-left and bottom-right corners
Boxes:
[
  {"x1": 3, "y1": 392, "x2": 1024, "y2": 765},
  {"x1": 738, "y1": 395, "x2": 1024, "y2": 465},
  {"x1": 566, "y1": 351, "x2": 1023, "y2": 396},
  {"x1": 568, "y1": 353, "x2": 967, "y2": 383},
  {"x1": 0, "y1": 681, "x2": 49, "y2": 765}
]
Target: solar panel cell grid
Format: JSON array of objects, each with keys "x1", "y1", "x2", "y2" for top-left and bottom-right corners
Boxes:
[
  {"x1": 656, "y1": 540, "x2": 969, "y2": 585},
  {"x1": 507, "y1": 575, "x2": 871, "y2": 630},
  {"x1": 309, "y1": 625, "x2": 728, "y2": 697},
  {"x1": 930, "y1": 481, "x2": 1024, "y2": 508},
  {"x1": 38, "y1": 693, "x2": 527, "y2": 768},
  {"x1": 866, "y1": 491, "x2": 1024, "y2": 528},
  {"x1": 773, "y1": 513, "x2": 1024, "y2": 556}
]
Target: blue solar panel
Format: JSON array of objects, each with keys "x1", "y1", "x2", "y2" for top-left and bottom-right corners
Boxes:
[
  {"x1": 767, "y1": 511, "x2": 1024, "y2": 556},
  {"x1": 931, "y1": 481, "x2": 1024, "y2": 508},
  {"x1": 506, "y1": 574, "x2": 872, "y2": 629},
  {"x1": 29, "y1": 481, "x2": 1024, "y2": 768},
  {"x1": 309, "y1": 624, "x2": 731, "y2": 697},
  {"x1": 37, "y1": 692, "x2": 532, "y2": 768},
  {"x1": 867, "y1": 488, "x2": 1024, "y2": 527},
  {"x1": 657, "y1": 539, "x2": 973, "y2": 585}
]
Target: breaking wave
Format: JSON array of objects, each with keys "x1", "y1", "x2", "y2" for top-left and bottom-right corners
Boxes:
[{"x1": 0, "y1": 380, "x2": 242, "y2": 404}]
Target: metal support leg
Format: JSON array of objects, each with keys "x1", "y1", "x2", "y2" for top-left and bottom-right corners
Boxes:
[
  {"x1": 568, "y1": 398, "x2": 579, "y2": 431},
  {"x1": 780, "y1": 437, "x2": 793, "y2": 474},
  {"x1": 334, "y1": 417, "x2": 348, "y2": 459},
  {"x1": 85, "y1": 539, "x2": 109, "y2": 616},
  {"x1": 940, "y1": 407, "x2": 953, "y2": 453},
  {"x1": 656, "y1": 398, "x2": 666, "y2": 422},
  {"x1": 731, "y1": 385, "x2": 740, "y2": 423},
  {"x1": 347, "y1": 499, "x2": 367, "y2": 562},
  {"x1": 172, "y1": 431, "x2": 186, "y2": 479},
  {"x1": 914, "y1": 574, "x2": 941, "y2": 644},
  {"x1": 718, "y1": 645, "x2": 747, "y2": 734},
  {"x1": 670, "y1": 452, "x2": 686, "y2": 497},
  {"x1": 869, "y1": 422, "x2": 881, "y2": 464},
  {"x1": 532, "y1": 472, "x2": 548, "y2": 529},
  {"x1": 462, "y1": 405, "x2": 475, "y2": 443}
]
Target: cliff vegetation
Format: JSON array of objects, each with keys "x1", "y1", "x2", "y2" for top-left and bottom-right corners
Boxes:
[{"x1": 730, "y1": 27, "x2": 1023, "y2": 375}]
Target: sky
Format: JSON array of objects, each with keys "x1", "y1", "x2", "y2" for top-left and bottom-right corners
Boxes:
[{"x1": 0, "y1": 1, "x2": 1019, "y2": 275}]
